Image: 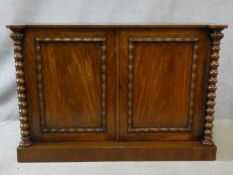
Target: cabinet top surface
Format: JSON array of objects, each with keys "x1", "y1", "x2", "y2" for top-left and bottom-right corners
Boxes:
[{"x1": 6, "y1": 24, "x2": 228, "y2": 31}]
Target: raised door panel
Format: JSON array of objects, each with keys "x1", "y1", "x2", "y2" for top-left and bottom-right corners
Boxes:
[
  {"x1": 119, "y1": 29, "x2": 209, "y2": 141},
  {"x1": 24, "y1": 29, "x2": 116, "y2": 141}
]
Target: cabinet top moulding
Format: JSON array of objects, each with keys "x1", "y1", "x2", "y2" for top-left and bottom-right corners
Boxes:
[{"x1": 6, "y1": 24, "x2": 228, "y2": 31}]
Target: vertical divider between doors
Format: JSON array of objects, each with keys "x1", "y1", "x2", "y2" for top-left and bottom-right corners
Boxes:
[{"x1": 115, "y1": 29, "x2": 120, "y2": 141}]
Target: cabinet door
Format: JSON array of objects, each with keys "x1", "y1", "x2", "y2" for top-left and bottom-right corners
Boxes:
[
  {"x1": 118, "y1": 29, "x2": 209, "y2": 141},
  {"x1": 25, "y1": 29, "x2": 116, "y2": 141}
]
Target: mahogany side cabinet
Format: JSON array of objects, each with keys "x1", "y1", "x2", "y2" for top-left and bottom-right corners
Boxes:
[{"x1": 7, "y1": 24, "x2": 227, "y2": 162}]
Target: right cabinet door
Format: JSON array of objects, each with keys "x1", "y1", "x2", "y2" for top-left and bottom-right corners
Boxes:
[{"x1": 118, "y1": 29, "x2": 209, "y2": 141}]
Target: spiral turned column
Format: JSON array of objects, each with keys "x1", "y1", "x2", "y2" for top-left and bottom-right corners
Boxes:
[
  {"x1": 10, "y1": 32, "x2": 32, "y2": 147},
  {"x1": 202, "y1": 29, "x2": 224, "y2": 145}
]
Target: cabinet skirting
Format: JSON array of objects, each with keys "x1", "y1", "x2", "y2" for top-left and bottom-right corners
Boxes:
[{"x1": 17, "y1": 141, "x2": 216, "y2": 162}]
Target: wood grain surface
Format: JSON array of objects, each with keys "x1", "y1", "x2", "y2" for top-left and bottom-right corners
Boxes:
[
  {"x1": 118, "y1": 29, "x2": 210, "y2": 141},
  {"x1": 24, "y1": 29, "x2": 116, "y2": 141}
]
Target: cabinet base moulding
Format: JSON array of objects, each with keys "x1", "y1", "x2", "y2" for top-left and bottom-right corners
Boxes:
[{"x1": 17, "y1": 141, "x2": 216, "y2": 162}]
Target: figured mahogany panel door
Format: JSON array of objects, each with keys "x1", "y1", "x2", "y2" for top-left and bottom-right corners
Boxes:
[
  {"x1": 24, "y1": 29, "x2": 116, "y2": 141},
  {"x1": 118, "y1": 29, "x2": 209, "y2": 141}
]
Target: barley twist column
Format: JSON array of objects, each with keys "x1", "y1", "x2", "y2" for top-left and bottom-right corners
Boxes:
[
  {"x1": 10, "y1": 31, "x2": 32, "y2": 147},
  {"x1": 202, "y1": 29, "x2": 224, "y2": 145}
]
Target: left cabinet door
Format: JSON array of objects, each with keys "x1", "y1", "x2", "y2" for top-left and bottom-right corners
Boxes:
[{"x1": 24, "y1": 29, "x2": 116, "y2": 141}]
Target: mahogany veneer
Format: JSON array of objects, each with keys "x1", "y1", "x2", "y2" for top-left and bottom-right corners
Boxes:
[{"x1": 7, "y1": 24, "x2": 227, "y2": 162}]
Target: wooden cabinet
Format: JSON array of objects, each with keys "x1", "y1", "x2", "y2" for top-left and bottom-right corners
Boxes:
[{"x1": 7, "y1": 24, "x2": 227, "y2": 162}]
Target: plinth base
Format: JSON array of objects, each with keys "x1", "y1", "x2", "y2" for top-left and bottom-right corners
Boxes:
[{"x1": 17, "y1": 141, "x2": 216, "y2": 162}]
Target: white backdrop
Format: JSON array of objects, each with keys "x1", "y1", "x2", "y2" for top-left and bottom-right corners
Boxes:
[{"x1": 0, "y1": 0, "x2": 232, "y2": 121}]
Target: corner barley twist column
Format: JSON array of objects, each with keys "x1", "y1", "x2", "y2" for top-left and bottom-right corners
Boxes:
[
  {"x1": 10, "y1": 31, "x2": 32, "y2": 147},
  {"x1": 202, "y1": 29, "x2": 224, "y2": 145}
]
